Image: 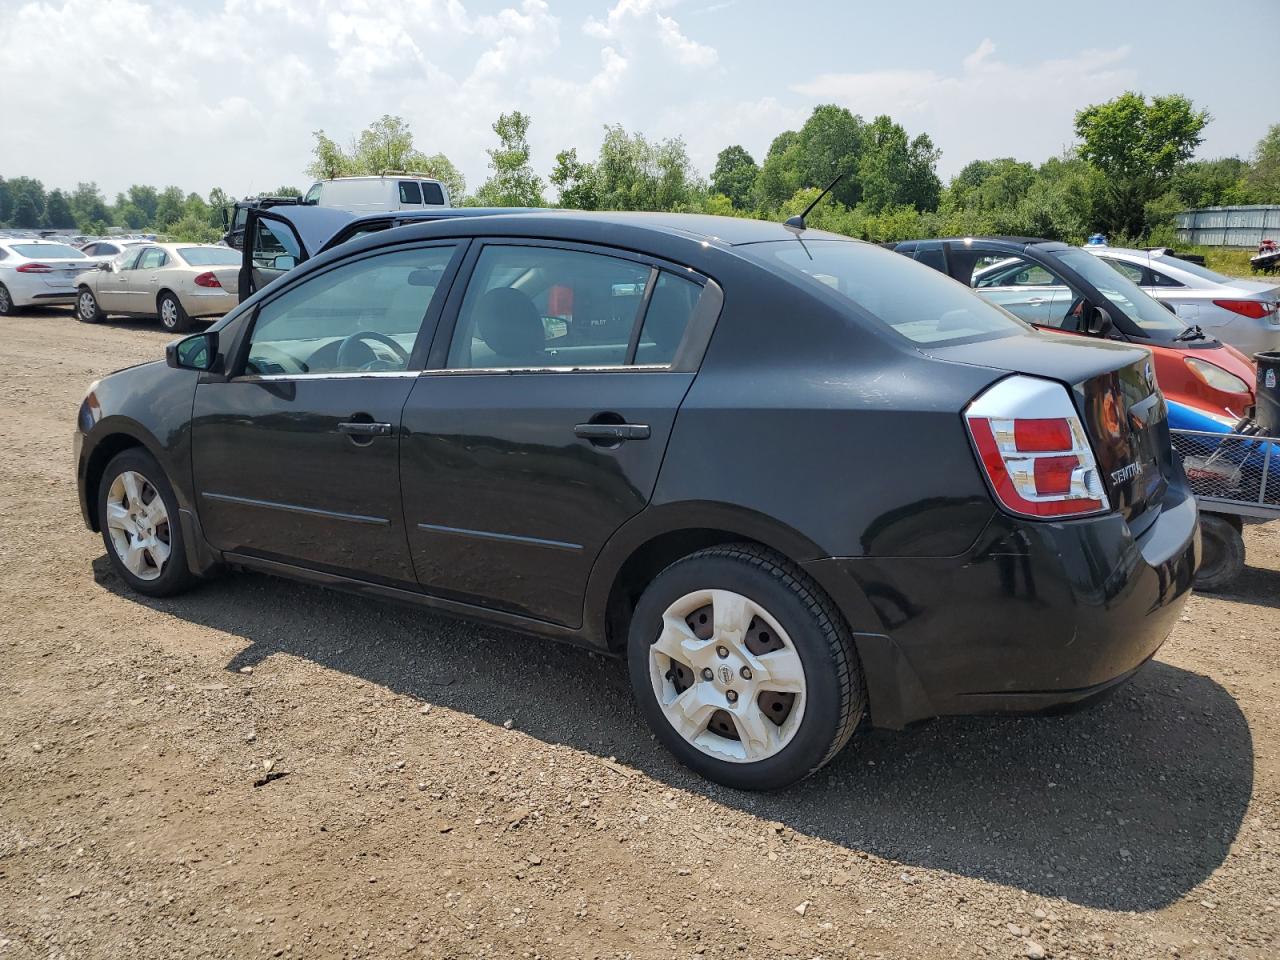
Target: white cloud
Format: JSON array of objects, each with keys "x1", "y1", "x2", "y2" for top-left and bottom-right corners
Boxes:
[
  {"x1": 583, "y1": 0, "x2": 716, "y2": 69},
  {"x1": 655, "y1": 14, "x2": 717, "y2": 67},
  {"x1": 794, "y1": 40, "x2": 1138, "y2": 176}
]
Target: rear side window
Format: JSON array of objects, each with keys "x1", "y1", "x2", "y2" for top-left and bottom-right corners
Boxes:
[
  {"x1": 399, "y1": 181, "x2": 423, "y2": 205},
  {"x1": 446, "y1": 245, "x2": 700, "y2": 369},
  {"x1": 137, "y1": 248, "x2": 167, "y2": 269},
  {"x1": 759, "y1": 240, "x2": 1023, "y2": 345},
  {"x1": 422, "y1": 182, "x2": 445, "y2": 205}
]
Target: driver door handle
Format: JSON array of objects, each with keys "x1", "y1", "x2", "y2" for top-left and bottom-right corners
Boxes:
[
  {"x1": 338, "y1": 421, "x2": 393, "y2": 437},
  {"x1": 574, "y1": 422, "x2": 650, "y2": 441}
]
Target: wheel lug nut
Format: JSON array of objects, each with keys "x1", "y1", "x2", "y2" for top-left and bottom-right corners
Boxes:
[
  {"x1": 740, "y1": 667, "x2": 752, "y2": 680},
  {"x1": 701, "y1": 668, "x2": 713, "y2": 681},
  {"x1": 726, "y1": 690, "x2": 738, "y2": 703},
  {"x1": 716, "y1": 646, "x2": 729, "y2": 659}
]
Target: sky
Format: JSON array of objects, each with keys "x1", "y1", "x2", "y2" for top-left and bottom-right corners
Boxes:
[{"x1": 2, "y1": 0, "x2": 1276, "y2": 201}]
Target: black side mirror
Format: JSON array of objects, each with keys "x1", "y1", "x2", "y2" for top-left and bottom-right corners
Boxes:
[
  {"x1": 1161, "y1": 300, "x2": 1177, "y2": 314},
  {"x1": 97, "y1": 261, "x2": 110, "y2": 271},
  {"x1": 222, "y1": 207, "x2": 230, "y2": 229},
  {"x1": 166, "y1": 332, "x2": 219, "y2": 372},
  {"x1": 1082, "y1": 304, "x2": 1113, "y2": 337}
]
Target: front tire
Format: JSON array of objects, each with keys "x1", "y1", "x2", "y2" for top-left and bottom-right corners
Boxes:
[
  {"x1": 97, "y1": 448, "x2": 196, "y2": 597},
  {"x1": 78, "y1": 287, "x2": 103, "y2": 323},
  {"x1": 158, "y1": 291, "x2": 191, "y2": 332},
  {"x1": 0, "y1": 283, "x2": 13, "y2": 316},
  {"x1": 627, "y1": 544, "x2": 865, "y2": 791}
]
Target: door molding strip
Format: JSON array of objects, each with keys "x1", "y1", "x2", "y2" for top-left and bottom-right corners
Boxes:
[
  {"x1": 202, "y1": 492, "x2": 390, "y2": 526},
  {"x1": 416, "y1": 521, "x2": 582, "y2": 551}
]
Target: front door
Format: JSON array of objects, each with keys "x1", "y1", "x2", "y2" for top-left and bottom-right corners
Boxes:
[
  {"x1": 191, "y1": 241, "x2": 463, "y2": 585},
  {"x1": 971, "y1": 253, "x2": 1070, "y2": 326},
  {"x1": 97, "y1": 248, "x2": 144, "y2": 312},
  {"x1": 401, "y1": 240, "x2": 714, "y2": 626}
]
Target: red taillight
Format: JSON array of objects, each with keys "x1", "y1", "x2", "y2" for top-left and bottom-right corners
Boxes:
[
  {"x1": 193, "y1": 271, "x2": 221, "y2": 288},
  {"x1": 965, "y1": 376, "x2": 1110, "y2": 520},
  {"x1": 17, "y1": 262, "x2": 52, "y2": 274},
  {"x1": 1213, "y1": 299, "x2": 1270, "y2": 320}
]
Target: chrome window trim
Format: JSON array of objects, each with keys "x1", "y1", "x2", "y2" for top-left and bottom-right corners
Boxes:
[
  {"x1": 231, "y1": 371, "x2": 421, "y2": 383},
  {"x1": 417, "y1": 363, "x2": 674, "y2": 377}
]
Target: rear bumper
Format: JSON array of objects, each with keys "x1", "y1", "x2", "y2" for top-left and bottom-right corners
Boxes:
[
  {"x1": 183, "y1": 289, "x2": 238, "y2": 318},
  {"x1": 806, "y1": 480, "x2": 1200, "y2": 729}
]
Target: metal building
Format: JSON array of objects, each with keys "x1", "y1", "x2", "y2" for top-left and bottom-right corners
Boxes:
[{"x1": 1176, "y1": 206, "x2": 1280, "y2": 248}]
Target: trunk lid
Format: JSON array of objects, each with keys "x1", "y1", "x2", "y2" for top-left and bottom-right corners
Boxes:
[{"x1": 924, "y1": 332, "x2": 1171, "y2": 527}]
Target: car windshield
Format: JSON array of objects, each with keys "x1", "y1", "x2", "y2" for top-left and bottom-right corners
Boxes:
[
  {"x1": 1054, "y1": 249, "x2": 1186, "y2": 337},
  {"x1": 757, "y1": 239, "x2": 1024, "y2": 345},
  {"x1": 12, "y1": 243, "x2": 85, "y2": 259},
  {"x1": 179, "y1": 247, "x2": 239, "y2": 266},
  {"x1": 1152, "y1": 254, "x2": 1234, "y2": 285}
]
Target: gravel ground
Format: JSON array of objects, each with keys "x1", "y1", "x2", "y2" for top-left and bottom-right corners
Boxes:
[{"x1": 0, "y1": 309, "x2": 1277, "y2": 960}]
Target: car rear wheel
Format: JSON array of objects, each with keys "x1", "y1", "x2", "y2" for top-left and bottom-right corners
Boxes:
[
  {"x1": 0, "y1": 283, "x2": 13, "y2": 316},
  {"x1": 78, "y1": 287, "x2": 103, "y2": 323},
  {"x1": 158, "y1": 291, "x2": 191, "y2": 332},
  {"x1": 627, "y1": 543, "x2": 865, "y2": 790},
  {"x1": 98, "y1": 448, "x2": 196, "y2": 597},
  {"x1": 1195, "y1": 513, "x2": 1245, "y2": 592}
]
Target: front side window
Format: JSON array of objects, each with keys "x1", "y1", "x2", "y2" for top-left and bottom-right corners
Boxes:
[
  {"x1": 973, "y1": 257, "x2": 1064, "y2": 288},
  {"x1": 117, "y1": 249, "x2": 144, "y2": 270},
  {"x1": 760, "y1": 240, "x2": 1025, "y2": 346},
  {"x1": 446, "y1": 245, "x2": 700, "y2": 370},
  {"x1": 399, "y1": 181, "x2": 423, "y2": 205},
  {"x1": 244, "y1": 245, "x2": 457, "y2": 377},
  {"x1": 303, "y1": 183, "x2": 322, "y2": 205},
  {"x1": 1053, "y1": 249, "x2": 1186, "y2": 338}
]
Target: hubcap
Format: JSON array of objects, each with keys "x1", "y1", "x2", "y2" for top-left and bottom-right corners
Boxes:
[
  {"x1": 80, "y1": 292, "x2": 94, "y2": 317},
  {"x1": 0, "y1": 287, "x2": 10, "y2": 311},
  {"x1": 160, "y1": 298, "x2": 177, "y2": 326},
  {"x1": 649, "y1": 589, "x2": 807, "y2": 764},
  {"x1": 104, "y1": 471, "x2": 171, "y2": 581}
]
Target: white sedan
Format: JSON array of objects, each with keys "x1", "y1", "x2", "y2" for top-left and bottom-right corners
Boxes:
[
  {"x1": 0, "y1": 238, "x2": 92, "y2": 314},
  {"x1": 75, "y1": 243, "x2": 241, "y2": 332},
  {"x1": 1085, "y1": 245, "x2": 1280, "y2": 358}
]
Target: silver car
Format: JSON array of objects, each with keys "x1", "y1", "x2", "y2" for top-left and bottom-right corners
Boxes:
[
  {"x1": 74, "y1": 243, "x2": 240, "y2": 332},
  {"x1": 1085, "y1": 245, "x2": 1280, "y2": 358}
]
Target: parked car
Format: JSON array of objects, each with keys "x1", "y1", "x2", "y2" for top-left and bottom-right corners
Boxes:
[
  {"x1": 300, "y1": 174, "x2": 451, "y2": 213},
  {"x1": 79, "y1": 238, "x2": 152, "y2": 265},
  {"x1": 0, "y1": 238, "x2": 91, "y2": 314},
  {"x1": 895, "y1": 237, "x2": 1258, "y2": 421},
  {"x1": 75, "y1": 243, "x2": 240, "y2": 331},
  {"x1": 1082, "y1": 245, "x2": 1280, "y2": 358},
  {"x1": 234, "y1": 203, "x2": 546, "y2": 300},
  {"x1": 75, "y1": 213, "x2": 1198, "y2": 790}
]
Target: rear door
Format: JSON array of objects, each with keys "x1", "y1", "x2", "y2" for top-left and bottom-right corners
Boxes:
[
  {"x1": 191, "y1": 241, "x2": 465, "y2": 584},
  {"x1": 399, "y1": 239, "x2": 720, "y2": 627}
]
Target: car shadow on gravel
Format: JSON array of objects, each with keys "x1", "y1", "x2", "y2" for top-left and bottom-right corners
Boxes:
[
  {"x1": 95, "y1": 559, "x2": 1253, "y2": 914},
  {"x1": 1205, "y1": 562, "x2": 1280, "y2": 610}
]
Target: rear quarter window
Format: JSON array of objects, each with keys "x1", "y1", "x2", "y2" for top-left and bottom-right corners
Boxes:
[{"x1": 759, "y1": 240, "x2": 1025, "y2": 345}]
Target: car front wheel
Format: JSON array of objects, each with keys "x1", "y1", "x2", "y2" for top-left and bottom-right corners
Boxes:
[
  {"x1": 627, "y1": 544, "x2": 866, "y2": 790},
  {"x1": 97, "y1": 448, "x2": 196, "y2": 597},
  {"x1": 78, "y1": 287, "x2": 103, "y2": 323},
  {"x1": 158, "y1": 292, "x2": 191, "y2": 332}
]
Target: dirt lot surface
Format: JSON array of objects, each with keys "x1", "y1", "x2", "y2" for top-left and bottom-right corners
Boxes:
[{"x1": 1, "y1": 309, "x2": 1277, "y2": 960}]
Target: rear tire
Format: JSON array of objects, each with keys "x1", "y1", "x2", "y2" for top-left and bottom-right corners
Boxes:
[
  {"x1": 158, "y1": 291, "x2": 191, "y2": 332},
  {"x1": 627, "y1": 543, "x2": 865, "y2": 791},
  {"x1": 1195, "y1": 513, "x2": 1245, "y2": 592},
  {"x1": 97, "y1": 448, "x2": 196, "y2": 597},
  {"x1": 78, "y1": 287, "x2": 103, "y2": 323},
  {"x1": 0, "y1": 283, "x2": 13, "y2": 316}
]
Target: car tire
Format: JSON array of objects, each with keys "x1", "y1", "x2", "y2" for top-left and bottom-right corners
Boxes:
[
  {"x1": 627, "y1": 543, "x2": 865, "y2": 791},
  {"x1": 97, "y1": 448, "x2": 197, "y2": 598},
  {"x1": 158, "y1": 291, "x2": 191, "y2": 333},
  {"x1": 1195, "y1": 513, "x2": 1245, "y2": 592},
  {"x1": 0, "y1": 283, "x2": 13, "y2": 316},
  {"x1": 77, "y1": 286, "x2": 103, "y2": 323}
]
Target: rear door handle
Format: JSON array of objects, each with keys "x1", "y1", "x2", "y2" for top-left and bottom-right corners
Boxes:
[
  {"x1": 338, "y1": 421, "x2": 393, "y2": 437},
  {"x1": 574, "y1": 422, "x2": 650, "y2": 441}
]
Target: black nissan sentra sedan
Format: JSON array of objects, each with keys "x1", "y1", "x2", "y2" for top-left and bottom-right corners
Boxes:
[{"x1": 75, "y1": 212, "x2": 1199, "y2": 790}]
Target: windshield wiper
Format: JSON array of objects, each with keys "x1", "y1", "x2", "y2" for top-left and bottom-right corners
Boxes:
[{"x1": 1173, "y1": 324, "x2": 1206, "y2": 342}]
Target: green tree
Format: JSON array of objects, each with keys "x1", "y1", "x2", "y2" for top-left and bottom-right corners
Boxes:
[
  {"x1": 473, "y1": 111, "x2": 544, "y2": 207},
  {"x1": 42, "y1": 189, "x2": 75, "y2": 228},
  {"x1": 206, "y1": 188, "x2": 233, "y2": 229},
  {"x1": 593, "y1": 125, "x2": 701, "y2": 212},
  {"x1": 0, "y1": 177, "x2": 9, "y2": 223},
  {"x1": 1075, "y1": 92, "x2": 1209, "y2": 236},
  {"x1": 306, "y1": 117, "x2": 466, "y2": 200},
  {"x1": 7, "y1": 177, "x2": 46, "y2": 224},
  {"x1": 710, "y1": 145, "x2": 758, "y2": 210},
  {"x1": 69, "y1": 182, "x2": 109, "y2": 228},
  {"x1": 154, "y1": 186, "x2": 186, "y2": 229},
  {"x1": 794, "y1": 105, "x2": 864, "y2": 207},
  {"x1": 272, "y1": 185, "x2": 302, "y2": 198},
  {"x1": 549, "y1": 148, "x2": 598, "y2": 209},
  {"x1": 307, "y1": 130, "x2": 352, "y2": 179},
  {"x1": 126, "y1": 184, "x2": 159, "y2": 223},
  {"x1": 858, "y1": 116, "x2": 941, "y2": 213},
  {"x1": 12, "y1": 194, "x2": 40, "y2": 228},
  {"x1": 755, "y1": 131, "x2": 803, "y2": 210},
  {"x1": 1246, "y1": 124, "x2": 1280, "y2": 203},
  {"x1": 1171, "y1": 157, "x2": 1249, "y2": 207},
  {"x1": 167, "y1": 215, "x2": 220, "y2": 243},
  {"x1": 114, "y1": 200, "x2": 148, "y2": 230}
]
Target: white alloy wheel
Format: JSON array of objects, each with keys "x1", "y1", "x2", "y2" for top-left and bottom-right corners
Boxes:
[
  {"x1": 159, "y1": 296, "x2": 179, "y2": 329},
  {"x1": 79, "y1": 290, "x2": 96, "y2": 319},
  {"x1": 104, "y1": 470, "x2": 172, "y2": 581},
  {"x1": 648, "y1": 588, "x2": 807, "y2": 763},
  {"x1": 0, "y1": 285, "x2": 11, "y2": 313}
]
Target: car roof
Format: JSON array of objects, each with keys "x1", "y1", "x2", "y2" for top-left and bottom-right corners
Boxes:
[{"x1": 900, "y1": 236, "x2": 1071, "y2": 253}]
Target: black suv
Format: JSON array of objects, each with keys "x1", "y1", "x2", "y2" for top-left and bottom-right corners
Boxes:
[{"x1": 75, "y1": 213, "x2": 1198, "y2": 790}]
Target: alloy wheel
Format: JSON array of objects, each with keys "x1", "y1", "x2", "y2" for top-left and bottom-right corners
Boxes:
[
  {"x1": 104, "y1": 470, "x2": 171, "y2": 581},
  {"x1": 0, "y1": 286, "x2": 11, "y2": 313},
  {"x1": 159, "y1": 297, "x2": 178, "y2": 329},
  {"x1": 648, "y1": 589, "x2": 806, "y2": 764},
  {"x1": 79, "y1": 291, "x2": 96, "y2": 320}
]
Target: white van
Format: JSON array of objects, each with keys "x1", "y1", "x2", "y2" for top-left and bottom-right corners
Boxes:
[{"x1": 301, "y1": 175, "x2": 451, "y2": 213}]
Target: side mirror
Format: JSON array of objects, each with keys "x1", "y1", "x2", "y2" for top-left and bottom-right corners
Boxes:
[
  {"x1": 1161, "y1": 300, "x2": 1177, "y2": 314},
  {"x1": 271, "y1": 254, "x2": 297, "y2": 271},
  {"x1": 1082, "y1": 304, "x2": 1113, "y2": 337},
  {"x1": 97, "y1": 261, "x2": 111, "y2": 271},
  {"x1": 222, "y1": 208, "x2": 230, "y2": 229},
  {"x1": 166, "y1": 332, "x2": 219, "y2": 372}
]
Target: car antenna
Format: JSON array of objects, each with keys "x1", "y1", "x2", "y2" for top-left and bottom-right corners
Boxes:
[{"x1": 784, "y1": 173, "x2": 844, "y2": 232}]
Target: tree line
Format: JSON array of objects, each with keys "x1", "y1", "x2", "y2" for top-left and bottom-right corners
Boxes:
[{"x1": 6, "y1": 93, "x2": 1279, "y2": 248}]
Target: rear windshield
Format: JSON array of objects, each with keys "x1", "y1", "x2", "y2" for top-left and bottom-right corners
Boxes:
[
  {"x1": 757, "y1": 239, "x2": 1023, "y2": 345},
  {"x1": 178, "y1": 247, "x2": 239, "y2": 266},
  {"x1": 12, "y1": 243, "x2": 85, "y2": 259},
  {"x1": 1152, "y1": 254, "x2": 1233, "y2": 285}
]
